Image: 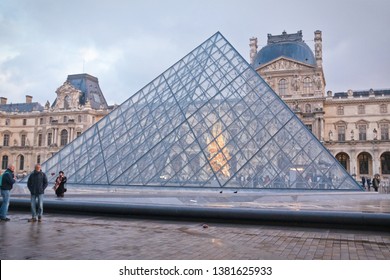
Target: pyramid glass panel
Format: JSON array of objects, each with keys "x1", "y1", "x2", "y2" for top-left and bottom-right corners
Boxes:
[{"x1": 35, "y1": 32, "x2": 362, "y2": 191}]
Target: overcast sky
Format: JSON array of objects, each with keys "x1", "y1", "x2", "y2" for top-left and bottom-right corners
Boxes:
[{"x1": 1, "y1": 0, "x2": 389, "y2": 106}]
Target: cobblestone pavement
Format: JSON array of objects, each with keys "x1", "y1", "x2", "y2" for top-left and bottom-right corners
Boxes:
[{"x1": 1, "y1": 211, "x2": 389, "y2": 260}]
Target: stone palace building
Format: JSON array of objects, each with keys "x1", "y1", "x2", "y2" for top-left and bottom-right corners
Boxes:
[
  {"x1": 250, "y1": 30, "x2": 390, "y2": 183},
  {"x1": 1, "y1": 31, "x2": 389, "y2": 186},
  {"x1": 0, "y1": 73, "x2": 113, "y2": 176}
]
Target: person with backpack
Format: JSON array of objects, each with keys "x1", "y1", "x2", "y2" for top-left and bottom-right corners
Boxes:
[
  {"x1": 27, "y1": 164, "x2": 48, "y2": 222},
  {"x1": 0, "y1": 164, "x2": 16, "y2": 222}
]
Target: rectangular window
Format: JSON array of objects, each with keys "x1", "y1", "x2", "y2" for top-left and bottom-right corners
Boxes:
[
  {"x1": 381, "y1": 124, "x2": 389, "y2": 140},
  {"x1": 337, "y1": 126, "x2": 345, "y2": 141},
  {"x1": 77, "y1": 131, "x2": 82, "y2": 138},
  {"x1": 3, "y1": 134, "x2": 10, "y2": 146},
  {"x1": 358, "y1": 125, "x2": 367, "y2": 141},
  {"x1": 380, "y1": 104, "x2": 388, "y2": 114},
  {"x1": 38, "y1": 133, "x2": 43, "y2": 147},
  {"x1": 2, "y1": 155, "x2": 8, "y2": 169},
  {"x1": 23, "y1": 119, "x2": 27, "y2": 125},
  {"x1": 40, "y1": 117, "x2": 45, "y2": 125},
  {"x1": 337, "y1": 106, "x2": 344, "y2": 115},
  {"x1": 47, "y1": 133, "x2": 52, "y2": 146},
  {"x1": 21, "y1": 135, "x2": 26, "y2": 146},
  {"x1": 358, "y1": 105, "x2": 365, "y2": 114},
  {"x1": 303, "y1": 77, "x2": 312, "y2": 94},
  {"x1": 278, "y1": 79, "x2": 287, "y2": 95},
  {"x1": 305, "y1": 124, "x2": 312, "y2": 132}
]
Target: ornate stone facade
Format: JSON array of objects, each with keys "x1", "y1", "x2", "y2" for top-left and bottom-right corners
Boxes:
[
  {"x1": 252, "y1": 30, "x2": 326, "y2": 141},
  {"x1": 324, "y1": 89, "x2": 390, "y2": 183},
  {"x1": 251, "y1": 30, "x2": 390, "y2": 184},
  {"x1": 0, "y1": 74, "x2": 113, "y2": 176}
]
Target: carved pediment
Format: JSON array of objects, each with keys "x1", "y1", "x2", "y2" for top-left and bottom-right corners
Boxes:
[
  {"x1": 259, "y1": 58, "x2": 314, "y2": 72},
  {"x1": 54, "y1": 81, "x2": 82, "y2": 110}
]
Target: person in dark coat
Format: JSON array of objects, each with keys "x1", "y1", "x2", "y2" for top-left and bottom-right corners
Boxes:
[
  {"x1": 372, "y1": 175, "x2": 380, "y2": 192},
  {"x1": 367, "y1": 178, "x2": 372, "y2": 191},
  {"x1": 54, "y1": 171, "x2": 67, "y2": 198},
  {"x1": 361, "y1": 176, "x2": 366, "y2": 190},
  {"x1": 0, "y1": 164, "x2": 16, "y2": 221},
  {"x1": 27, "y1": 164, "x2": 48, "y2": 222}
]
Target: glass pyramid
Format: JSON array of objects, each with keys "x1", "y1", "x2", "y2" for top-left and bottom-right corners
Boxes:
[{"x1": 40, "y1": 32, "x2": 362, "y2": 191}]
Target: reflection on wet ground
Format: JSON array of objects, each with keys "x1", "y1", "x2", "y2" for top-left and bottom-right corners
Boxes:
[{"x1": 1, "y1": 212, "x2": 390, "y2": 260}]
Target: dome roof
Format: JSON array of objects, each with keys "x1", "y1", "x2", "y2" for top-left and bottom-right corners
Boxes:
[{"x1": 253, "y1": 31, "x2": 316, "y2": 68}]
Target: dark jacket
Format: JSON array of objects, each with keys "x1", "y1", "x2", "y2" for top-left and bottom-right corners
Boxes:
[
  {"x1": 55, "y1": 175, "x2": 67, "y2": 196},
  {"x1": 1, "y1": 169, "x2": 16, "y2": 190},
  {"x1": 27, "y1": 170, "x2": 48, "y2": 195}
]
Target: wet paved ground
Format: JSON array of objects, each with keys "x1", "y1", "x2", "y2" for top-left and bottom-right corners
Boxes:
[
  {"x1": 1, "y1": 211, "x2": 390, "y2": 260},
  {"x1": 1, "y1": 188, "x2": 390, "y2": 260}
]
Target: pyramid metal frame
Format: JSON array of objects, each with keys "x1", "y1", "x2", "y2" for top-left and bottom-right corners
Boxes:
[{"x1": 38, "y1": 32, "x2": 362, "y2": 191}]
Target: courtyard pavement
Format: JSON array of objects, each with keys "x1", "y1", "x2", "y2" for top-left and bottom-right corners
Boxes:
[{"x1": 1, "y1": 185, "x2": 390, "y2": 260}]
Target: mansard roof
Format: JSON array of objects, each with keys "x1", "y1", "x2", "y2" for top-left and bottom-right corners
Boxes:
[
  {"x1": 52, "y1": 73, "x2": 109, "y2": 110},
  {"x1": 0, "y1": 102, "x2": 44, "y2": 113},
  {"x1": 333, "y1": 89, "x2": 390, "y2": 99}
]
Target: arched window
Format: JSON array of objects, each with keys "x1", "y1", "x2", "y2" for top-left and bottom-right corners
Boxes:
[
  {"x1": 60, "y1": 129, "x2": 68, "y2": 146},
  {"x1": 336, "y1": 153, "x2": 350, "y2": 171},
  {"x1": 381, "y1": 152, "x2": 390, "y2": 174},
  {"x1": 19, "y1": 155, "x2": 24, "y2": 170},
  {"x1": 2, "y1": 155, "x2": 8, "y2": 169},
  {"x1": 278, "y1": 79, "x2": 287, "y2": 95},
  {"x1": 303, "y1": 77, "x2": 312, "y2": 94}
]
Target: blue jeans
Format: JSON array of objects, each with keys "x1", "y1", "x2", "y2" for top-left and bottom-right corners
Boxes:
[
  {"x1": 0, "y1": 189, "x2": 11, "y2": 219},
  {"x1": 31, "y1": 194, "x2": 44, "y2": 219}
]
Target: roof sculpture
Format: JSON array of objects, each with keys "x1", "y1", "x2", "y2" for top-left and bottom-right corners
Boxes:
[{"x1": 37, "y1": 32, "x2": 362, "y2": 191}]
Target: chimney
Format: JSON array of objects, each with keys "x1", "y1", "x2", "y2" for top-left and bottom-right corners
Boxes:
[
  {"x1": 314, "y1": 30, "x2": 322, "y2": 67},
  {"x1": 0, "y1": 97, "x2": 7, "y2": 104},
  {"x1": 26, "y1": 95, "x2": 33, "y2": 103},
  {"x1": 249, "y1": 37, "x2": 258, "y2": 65}
]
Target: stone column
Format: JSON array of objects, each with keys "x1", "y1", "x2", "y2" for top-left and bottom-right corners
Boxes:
[
  {"x1": 372, "y1": 143, "x2": 379, "y2": 175},
  {"x1": 54, "y1": 128, "x2": 59, "y2": 146}
]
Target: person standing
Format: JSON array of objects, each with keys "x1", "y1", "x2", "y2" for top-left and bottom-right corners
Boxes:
[
  {"x1": 367, "y1": 178, "x2": 372, "y2": 191},
  {"x1": 361, "y1": 176, "x2": 366, "y2": 190},
  {"x1": 0, "y1": 164, "x2": 16, "y2": 222},
  {"x1": 372, "y1": 175, "x2": 380, "y2": 192},
  {"x1": 27, "y1": 164, "x2": 48, "y2": 222},
  {"x1": 54, "y1": 171, "x2": 67, "y2": 198}
]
